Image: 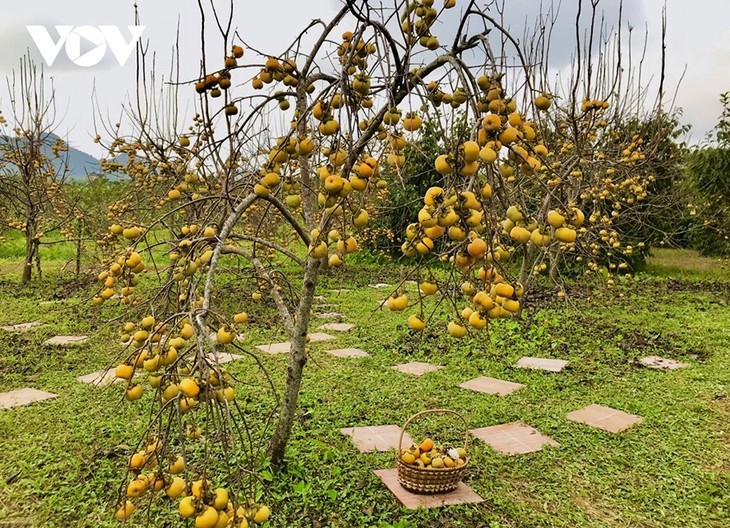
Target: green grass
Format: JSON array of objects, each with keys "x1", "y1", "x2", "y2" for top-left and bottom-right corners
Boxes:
[
  {"x1": 645, "y1": 247, "x2": 730, "y2": 281},
  {"x1": 0, "y1": 250, "x2": 728, "y2": 527}
]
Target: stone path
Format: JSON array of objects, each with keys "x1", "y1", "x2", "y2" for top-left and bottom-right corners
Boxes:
[
  {"x1": 0, "y1": 388, "x2": 58, "y2": 409},
  {"x1": 327, "y1": 348, "x2": 368, "y2": 358},
  {"x1": 470, "y1": 422, "x2": 559, "y2": 455},
  {"x1": 639, "y1": 356, "x2": 688, "y2": 370},
  {"x1": 392, "y1": 362, "x2": 443, "y2": 376},
  {"x1": 315, "y1": 312, "x2": 346, "y2": 319},
  {"x1": 341, "y1": 425, "x2": 412, "y2": 452},
  {"x1": 567, "y1": 404, "x2": 643, "y2": 433},
  {"x1": 369, "y1": 283, "x2": 391, "y2": 289},
  {"x1": 76, "y1": 370, "x2": 119, "y2": 386},
  {"x1": 206, "y1": 352, "x2": 244, "y2": 364},
  {"x1": 374, "y1": 469, "x2": 483, "y2": 509},
  {"x1": 516, "y1": 356, "x2": 569, "y2": 372},
  {"x1": 255, "y1": 341, "x2": 291, "y2": 354},
  {"x1": 319, "y1": 322, "x2": 354, "y2": 332},
  {"x1": 459, "y1": 376, "x2": 524, "y2": 396},
  {"x1": 255, "y1": 333, "x2": 335, "y2": 354},
  {"x1": 0, "y1": 321, "x2": 43, "y2": 332},
  {"x1": 43, "y1": 335, "x2": 88, "y2": 347}
]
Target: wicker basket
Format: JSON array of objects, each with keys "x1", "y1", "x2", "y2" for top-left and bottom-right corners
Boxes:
[{"x1": 396, "y1": 409, "x2": 469, "y2": 494}]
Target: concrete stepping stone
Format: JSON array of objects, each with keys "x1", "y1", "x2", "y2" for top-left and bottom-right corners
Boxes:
[
  {"x1": 374, "y1": 468, "x2": 484, "y2": 509},
  {"x1": 327, "y1": 348, "x2": 368, "y2": 358},
  {"x1": 341, "y1": 425, "x2": 412, "y2": 452},
  {"x1": 392, "y1": 361, "x2": 443, "y2": 376},
  {"x1": 567, "y1": 404, "x2": 643, "y2": 433},
  {"x1": 206, "y1": 352, "x2": 244, "y2": 364},
  {"x1": 0, "y1": 388, "x2": 58, "y2": 409},
  {"x1": 255, "y1": 341, "x2": 291, "y2": 354},
  {"x1": 639, "y1": 356, "x2": 688, "y2": 370},
  {"x1": 369, "y1": 283, "x2": 391, "y2": 289},
  {"x1": 459, "y1": 376, "x2": 524, "y2": 396},
  {"x1": 1, "y1": 321, "x2": 43, "y2": 332},
  {"x1": 470, "y1": 422, "x2": 559, "y2": 455},
  {"x1": 309, "y1": 332, "x2": 335, "y2": 342},
  {"x1": 255, "y1": 333, "x2": 335, "y2": 354},
  {"x1": 315, "y1": 312, "x2": 346, "y2": 319},
  {"x1": 76, "y1": 370, "x2": 119, "y2": 386},
  {"x1": 515, "y1": 356, "x2": 568, "y2": 372},
  {"x1": 43, "y1": 335, "x2": 88, "y2": 347},
  {"x1": 319, "y1": 322, "x2": 354, "y2": 332}
]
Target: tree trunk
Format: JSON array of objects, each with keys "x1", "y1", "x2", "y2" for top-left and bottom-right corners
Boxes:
[
  {"x1": 75, "y1": 220, "x2": 83, "y2": 278},
  {"x1": 21, "y1": 221, "x2": 35, "y2": 284},
  {"x1": 34, "y1": 239, "x2": 42, "y2": 281},
  {"x1": 266, "y1": 256, "x2": 321, "y2": 465}
]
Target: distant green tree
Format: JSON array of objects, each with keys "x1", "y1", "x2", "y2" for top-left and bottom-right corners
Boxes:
[
  {"x1": 685, "y1": 93, "x2": 730, "y2": 256},
  {"x1": 363, "y1": 113, "x2": 467, "y2": 255}
]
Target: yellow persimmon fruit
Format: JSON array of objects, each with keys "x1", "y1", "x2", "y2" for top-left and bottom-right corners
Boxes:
[
  {"x1": 407, "y1": 314, "x2": 426, "y2": 332},
  {"x1": 447, "y1": 321, "x2": 467, "y2": 338}
]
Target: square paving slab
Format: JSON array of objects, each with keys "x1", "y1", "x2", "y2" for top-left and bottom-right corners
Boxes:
[
  {"x1": 319, "y1": 322, "x2": 355, "y2": 332},
  {"x1": 255, "y1": 333, "x2": 335, "y2": 354},
  {"x1": 0, "y1": 321, "x2": 43, "y2": 332},
  {"x1": 309, "y1": 332, "x2": 336, "y2": 342},
  {"x1": 327, "y1": 348, "x2": 369, "y2": 358},
  {"x1": 567, "y1": 404, "x2": 643, "y2": 433},
  {"x1": 392, "y1": 362, "x2": 444, "y2": 376},
  {"x1": 76, "y1": 370, "x2": 119, "y2": 386},
  {"x1": 206, "y1": 352, "x2": 244, "y2": 364},
  {"x1": 459, "y1": 376, "x2": 525, "y2": 396},
  {"x1": 470, "y1": 422, "x2": 559, "y2": 455},
  {"x1": 374, "y1": 468, "x2": 484, "y2": 509},
  {"x1": 639, "y1": 356, "x2": 688, "y2": 370},
  {"x1": 255, "y1": 341, "x2": 291, "y2": 354},
  {"x1": 515, "y1": 356, "x2": 569, "y2": 372},
  {"x1": 341, "y1": 425, "x2": 412, "y2": 452},
  {"x1": 43, "y1": 335, "x2": 88, "y2": 347},
  {"x1": 315, "y1": 312, "x2": 346, "y2": 319},
  {"x1": 0, "y1": 388, "x2": 58, "y2": 409}
]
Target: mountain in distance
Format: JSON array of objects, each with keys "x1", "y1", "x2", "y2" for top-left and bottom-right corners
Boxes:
[
  {"x1": 48, "y1": 134, "x2": 109, "y2": 181},
  {"x1": 1, "y1": 133, "x2": 120, "y2": 181}
]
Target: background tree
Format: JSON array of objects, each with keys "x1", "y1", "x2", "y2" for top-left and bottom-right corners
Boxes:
[
  {"x1": 0, "y1": 56, "x2": 70, "y2": 283},
  {"x1": 684, "y1": 92, "x2": 730, "y2": 257}
]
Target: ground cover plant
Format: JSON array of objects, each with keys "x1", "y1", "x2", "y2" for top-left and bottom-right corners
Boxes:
[{"x1": 0, "y1": 248, "x2": 728, "y2": 527}]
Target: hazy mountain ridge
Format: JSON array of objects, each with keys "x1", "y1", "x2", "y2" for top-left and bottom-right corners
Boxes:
[{"x1": 0, "y1": 133, "x2": 120, "y2": 181}]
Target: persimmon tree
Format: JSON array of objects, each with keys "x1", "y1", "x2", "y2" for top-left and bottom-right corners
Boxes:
[
  {"x1": 0, "y1": 57, "x2": 72, "y2": 283},
  {"x1": 93, "y1": 1, "x2": 676, "y2": 525}
]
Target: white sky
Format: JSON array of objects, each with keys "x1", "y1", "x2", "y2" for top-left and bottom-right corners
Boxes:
[{"x1": 0, "y1": 0, "x2": 728, "y2": 157}]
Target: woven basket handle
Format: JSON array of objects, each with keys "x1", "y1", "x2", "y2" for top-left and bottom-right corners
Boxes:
[{"x1": 397, "y1": 408, "x2": 469, "y2": 455}]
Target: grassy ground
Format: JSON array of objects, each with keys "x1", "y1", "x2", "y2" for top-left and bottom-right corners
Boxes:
[{"x1": 0, "y1": 249, "x2": 728, "y2": 528}]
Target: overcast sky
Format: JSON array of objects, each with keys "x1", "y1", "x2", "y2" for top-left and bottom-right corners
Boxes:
[{"x1": 1, "y1": 0, "x2": 728, "y2": 157}]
